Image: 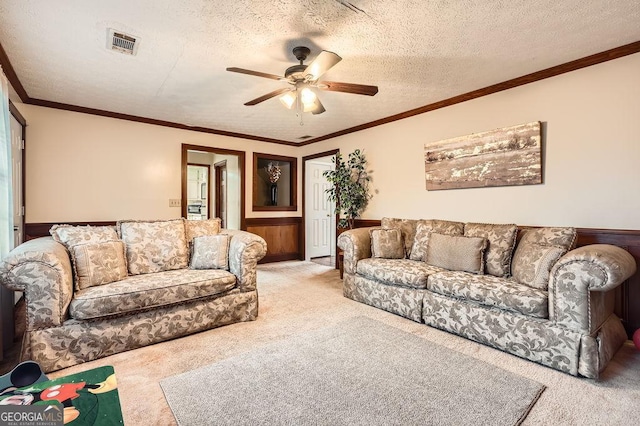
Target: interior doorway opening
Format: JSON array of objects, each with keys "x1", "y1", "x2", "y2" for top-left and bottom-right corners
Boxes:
[{"x1": 181, "y1": 144, "x2": 245, "y2": 230}]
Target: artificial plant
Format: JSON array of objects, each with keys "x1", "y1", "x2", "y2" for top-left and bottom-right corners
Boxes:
[{"x1": 323, "y1": 149, "x2": 372, "y2": 229}]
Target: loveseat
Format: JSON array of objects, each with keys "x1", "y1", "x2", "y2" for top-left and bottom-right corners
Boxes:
[
  {"x1": 338, "y1": 218, "x2": 637, "y2": 378},
  {"x1": 0, "y1": 218, "x2": 267, "y2": 373}
]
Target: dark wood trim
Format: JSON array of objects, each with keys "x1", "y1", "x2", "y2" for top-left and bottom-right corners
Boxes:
[
  {"x1": 246, "y1": 217, "x2": 303, "y2": 263},
  {"x1": 182, "y1": 144, "x2": 246, "y2": 230},
  {"x1": 3, "y1": 39, "x2": 639, "y2": 146},
  {"x1": 245, "y1": 217, "x2": 302, "y2": 227},
  {"x1": 353, "y1": 219, "x2": 382, "y2": 228},
  {"x1": 252, "y1": 152, "x2": 298, "y2": 212},
  {"x1": 300, "y1": 40, "x2": 640, "y2": 145},
  {"x1": 301, "y1": 149, "x2": 340, "y2": 264},
  {"x1": 0, "y1": 42, "x2": 29, "y2": 102},
  {"x1": 8, "y1": 100, "x2": 26, "y2": 125},
  {"x1": 214, "y1": 160, "x2": 227, "y2": 228},
  {"x1": 9, "y1": 101, "x2": 27, "y2": 245},
  {"x1": 25, "y1": 221, "x2": 117, "y2": 240}
]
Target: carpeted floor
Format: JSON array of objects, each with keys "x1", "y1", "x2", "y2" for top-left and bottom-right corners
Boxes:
[
  {"x1": 161, "y1": 317, "x2": 544, "y2": 425},
  {"x1": 40, "y1": 261, "x2": 640, "y2": 425}
]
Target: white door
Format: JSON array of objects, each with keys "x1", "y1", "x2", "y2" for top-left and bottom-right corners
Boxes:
[
  {"x1": 10, "y1": 115, "x2": 23, "y2": 248},
  {"x1": 306, "y1": 160, "x2": 334, "y2": 259}
]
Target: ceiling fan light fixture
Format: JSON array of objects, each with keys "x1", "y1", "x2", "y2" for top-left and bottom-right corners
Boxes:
[
  {"x1": 300, "y1": 87, "x2": 317, "y2": 106},
  {"x1": 279, "y1": 91, "x2": 296, "y2": 109}
]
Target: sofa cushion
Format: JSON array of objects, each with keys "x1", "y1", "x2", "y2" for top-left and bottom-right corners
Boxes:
[
  {"x1": 518, "y1": 227, "x2": 577, "y2": 251},
  {"x1": 464, "y1": 223, "x2": 518, "y2": 277},
  {"x1": 410, "y1": 219, "x2": 464, "y2": 261},
  {"x1": 511, "y1": 243, "x2": 566, "y2": 290},
  {"x1": 370, "y1": 228, "x2": 405, "y2": 259},
  {"x1": 381, "y1": 218, "x2": 418, "y2": 258},
  {"x1": 50, "y1": 224, "x2": 125, "y2": 287},
  {"x1": 69, "y1": 269, "x2": 237, "y2": 320},
  {"x1": 70, "y1": 241, "x2": 128, "y2": 290},
  {"x1": 190, "y1": 234, "x2": 231, "y2": 270},
  {"x1": 511, "y1": 227, "x2": 576, "y2": 290},
  {"x1": 356, "y1": 258, "x2": 444, "y2": 289},
  {"x1": 185, "y1": 218, "x2": 222, "y2": 244},
  {"x1": 50, "y1": 224, "x2": 119, "y2": 247},
  {"x1": 427, "y1": 271, "x2": 549, "y2": 319},
  {"x1": 118, "y1": 219, "x2": 189, "y2": 275},
  {"x1": 425, "y1": 233, "x2": 487, "y2": 274}
]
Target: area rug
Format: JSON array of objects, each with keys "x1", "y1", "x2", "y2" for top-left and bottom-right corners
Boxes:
[{"x1": 161, "y1": 316, "x2": 544, "y2": 425}]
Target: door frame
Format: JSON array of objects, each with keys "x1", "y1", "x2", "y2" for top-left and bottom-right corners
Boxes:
[
  {"x1": 9, "y1": 100, "x2": 26, "y2": 246},
  {"x1": 301, "y1": 149, "x2": 339, "y2": 266},
  {"x1": 181, "y1": 144, "x2": 246, "y2": 230},
  {"x1": 214, "y1": 160, "x2": 227, "y2": 227}
]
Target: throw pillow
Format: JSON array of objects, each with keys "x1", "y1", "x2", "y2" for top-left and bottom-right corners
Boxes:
[
  {"x1": 463, "y1": 223, "x2": 518, "y2": 277},
  {"x1": 511, "y1": 243, "x2": 566, "y2": 290},
  {"x1": 118, "y1": 219, "x2": 189, "y2": 275},
  {"x1": 190, "y1": 234, "x2": 231, "y2": 270},
  {"x1": 518, "y1": 227, "x2": 577, "y2": 251},
  {"x1": 70, "y1": 241, "x2": 128, "y2": 290},
  {"x1": 425, "y1": 233, "x2": 487, "y2": 274},
  {"x1": 185, "y1": 218, "x2": 222, "y2": 244},
  {"x1": 50, "y1": 224, "x2": 119, "y2": 248},
  {"x1": 410, "y1": 219, "x2": 464, "y2": 261},
  {"x1": 370, "y1": 228, "x2": 405, "y2": 259},
  {"x1": 381, "y1": 218, "x2": 418, "y2": 258}
]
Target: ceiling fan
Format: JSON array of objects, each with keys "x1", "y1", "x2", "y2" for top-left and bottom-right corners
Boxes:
[{"x1": 226, "y1": 46, "x2": 378, "y2": 119}]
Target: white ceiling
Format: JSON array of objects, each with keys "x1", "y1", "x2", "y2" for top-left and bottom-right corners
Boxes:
[{"x1": 1, "y1": 1, "x2": 639, "y2": 144}]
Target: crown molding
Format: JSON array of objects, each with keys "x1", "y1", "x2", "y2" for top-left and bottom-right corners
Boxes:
[{"x1": 2, "y1": 40, "x2": 638, "y2": 147}]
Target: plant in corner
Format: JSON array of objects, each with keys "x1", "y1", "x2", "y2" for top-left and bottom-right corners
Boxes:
[{"x1": 323, "y1": 149, "x2": 372, "y2": 229}]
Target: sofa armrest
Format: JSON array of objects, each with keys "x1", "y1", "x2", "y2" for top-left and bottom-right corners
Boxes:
[
  {"x1": 0, "y1": 237, "x2": 74, "y2": 330},
  {"x1": 549, "y1": 244, "x2": 636, "y2": 334},
  {"x1": 337, "y1": 227, "x2": 379, "y2": 274},
  {"x1": 221, "y1": 230, "x2": 267, "y2": 292}
]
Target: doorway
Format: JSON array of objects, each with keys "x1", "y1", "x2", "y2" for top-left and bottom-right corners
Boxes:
[
  {"x1": 186, "y1": 163, "x2": 211, "y2": 220},
  {"x1": 181, "y1": 144, "x2": 245, "y2": 230},
  {"x1": 303, "y1": 150, "x2": 339, "y2": 265}
]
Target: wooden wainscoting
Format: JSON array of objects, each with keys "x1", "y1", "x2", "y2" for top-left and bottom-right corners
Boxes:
[
  {"x1": 245, "y1": 217, "x2": 303, "y2": 264},
  {"x1": 354, "y1": 219, "x2": 640, "y2": 338}
]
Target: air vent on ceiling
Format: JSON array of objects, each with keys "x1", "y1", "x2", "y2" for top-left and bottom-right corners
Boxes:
[
  {"x1": 107, "y1": 29, "x2": 139, "y2": 55},
  {"x1": 298, "y1": 135, "x2": 313, "y2": 140}
]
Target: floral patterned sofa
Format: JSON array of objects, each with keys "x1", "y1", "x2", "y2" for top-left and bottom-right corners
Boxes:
[
  {"x1": 338, "y1": 218, "x2": 637, "y2": 378},
  {"x1": 0, "y1": 218, "x2": 267, "y2": 372}
]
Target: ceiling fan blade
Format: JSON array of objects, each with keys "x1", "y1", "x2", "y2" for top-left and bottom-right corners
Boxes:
[
  {"x1": 226, "y1": 67, "x2": 285, "y2": 81},
  {"x1": 319, "y1": 81, "x2": 378, "y2": 96},
  {"x1": 304, "y1": 97, "x2": 326, "y2": 115},
  {"x1": 244, "y1": 88, "x2": 291, "y2": 106},
  {"x1": 303, "y1": 51, "x2": 342, "y2": 81}
]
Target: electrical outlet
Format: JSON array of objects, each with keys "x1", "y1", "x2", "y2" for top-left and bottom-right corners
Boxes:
[{"x1": 169, "y1": 199, "x2": 181, "y2": 207}]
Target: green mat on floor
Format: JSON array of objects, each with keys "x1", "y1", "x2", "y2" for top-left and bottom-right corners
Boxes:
[{"x1": 0, "y1": 365, "x2": 123, "y2": 425}]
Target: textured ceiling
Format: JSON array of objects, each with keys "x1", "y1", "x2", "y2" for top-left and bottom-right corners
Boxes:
[{"x1": 1, "y1": 1, "x2": 639, "y2": 144}]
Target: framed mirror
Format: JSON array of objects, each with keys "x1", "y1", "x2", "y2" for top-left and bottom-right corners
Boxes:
[{"x1": 253, "y1": 153, "x2": 297, "y2": 211}]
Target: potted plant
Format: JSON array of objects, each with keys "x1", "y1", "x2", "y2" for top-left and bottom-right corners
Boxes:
[{"x1": 323, "y1": 149, "x2": 372, "y2": 230}]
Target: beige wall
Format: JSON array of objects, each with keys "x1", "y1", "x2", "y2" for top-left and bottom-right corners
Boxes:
[
  {"x1": 16, "y1": 104, "x2": 300, "y2": 222},
  {"x1": 301, "y1": 53, "x2": 640, "y2": 230},
  {"x1": 15, "y1": 52, "x2": 640, "y2": 229}
]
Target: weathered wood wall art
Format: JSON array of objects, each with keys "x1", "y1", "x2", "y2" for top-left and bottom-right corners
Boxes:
[{"x1": 424, "y1": 121, "x2": 542, "y2": 190}]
